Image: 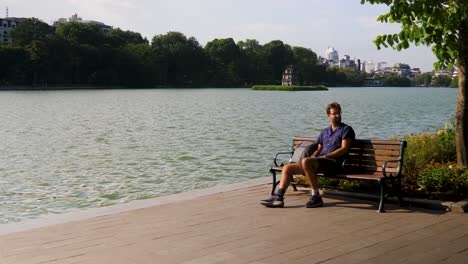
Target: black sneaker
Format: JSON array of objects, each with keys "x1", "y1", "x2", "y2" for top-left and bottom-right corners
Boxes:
[
  {"x1": 260, "y1": 195, "x2": 275, "y2": 202},
  {"x1": 305, "y1": 195, "x2": 324, "y2": 208},
  {"x1": 260, "y1": 194, "x2": 284, "y2": 208}
]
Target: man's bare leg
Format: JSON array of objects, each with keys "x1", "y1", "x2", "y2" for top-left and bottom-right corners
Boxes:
[
  {"x1": 278, "y1": 163, "x2": 304, "y2": 190},
  {"x1": 261, "y1": 163, "x2": 304, "y2": 207},
  {"x1": 301, "y1": 157, "x2": 320, "y2": 189},
  {"x1": 302, "y1": 157, "x2": 324, "y2": 208}
]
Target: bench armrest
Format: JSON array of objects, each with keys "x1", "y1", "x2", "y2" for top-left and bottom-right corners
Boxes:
[
  {"x1": 341, "y1": 158, "x2": 348, "y2": 169},
  {"x1": 273, "y1": 151, "x2": 293, "y2": 166},
  {"x1": 382, "y1": 159, "x2": 402, "y2": 177}
]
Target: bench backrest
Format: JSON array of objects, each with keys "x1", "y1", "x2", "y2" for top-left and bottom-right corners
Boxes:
[{"x1": 292, "y1": 137, "x2": 407, "y2": 176}]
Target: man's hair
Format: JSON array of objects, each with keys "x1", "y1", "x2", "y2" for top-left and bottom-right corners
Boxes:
[{"x1": 326, "y1": 102, "x2": 341, "y2": 115}]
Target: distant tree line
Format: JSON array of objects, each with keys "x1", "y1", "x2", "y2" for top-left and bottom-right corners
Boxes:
[
  {"x1": 412, "y1": 72, "x2": 457, "y2": 87},
  {"x1": 0, "y1": 18, "x2": 370, "y2": 88}
]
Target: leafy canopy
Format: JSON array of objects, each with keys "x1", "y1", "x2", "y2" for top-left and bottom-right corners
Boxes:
[{"x1": 361, "y1": 0, "x2": 468, "y2": 69}]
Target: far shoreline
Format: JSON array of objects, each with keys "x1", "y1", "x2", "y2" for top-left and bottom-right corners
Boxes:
[{"x1": 0, "y1": 85, "x2": 454, "y2": 91}]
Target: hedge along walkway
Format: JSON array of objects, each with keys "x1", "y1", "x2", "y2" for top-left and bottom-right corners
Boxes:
[{"x1": 0, "y1": 178, "x2": 467, "y2": 264}]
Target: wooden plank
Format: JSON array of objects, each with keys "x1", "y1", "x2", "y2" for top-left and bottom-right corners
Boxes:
[
  {"x1": 341, "y1": 174, "x2": 383, "y2": 180},
  {"x1": 347, "y1": 156, "x2": 401, "y2": 163},
  {"x1": 351, "y1": 144, "x2": 401, "y2": 151},
  {"x1": 353, "y1": 149, "x2": 401, "y2": 156},
  {"x1": 346, "y1": 156, "x2": 401, "y2": 163},
  {"x1": 354, "y1": 166, "x2": 398, "y2": 173},
  {"x1": 352, "y1": 139, "x2": 402, "y2": 146}
]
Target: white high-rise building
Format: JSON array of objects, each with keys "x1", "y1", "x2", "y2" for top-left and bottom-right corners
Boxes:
[{"x1": 325, "y1": 46, "x2": 339, "y2": 66}]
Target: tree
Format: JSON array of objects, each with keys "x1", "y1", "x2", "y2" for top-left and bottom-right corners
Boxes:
[
  {"x1": 0, "y1": 46, "x2": 30, "y2": 85},
  {"x1": 10, "y1": 18, "x2": 54, "y2": 85},
  {"x1": 205, "y1": 38, "x2": 240, "y2": 86},
  {"x1": 361, "y1": 0, "x2": 468, "y2": 167},
  {"x1": 433, "y1": 75, "x2": 453, "y2": 87},
  {"x1": 237, "y1": 39, "x2": 261, "y2": 84},
  {"x1": 151, "y1": 32, "x2": 206, "y2": 86},
  {"x1": 10, "y1": 18, "x2": 53, "y2": 46},
  {"x1": 263, "y1": 40, "x2": 294, "y2": 82},
  {"x1": 414, "y1": 72, "x2": 433, "y2": 87},
  {"x1": 292, "y1": 46, "x2": 318, "y2": 84},
  {"x1": 56, "y1": 21, "x2": 104, "y2": 47},
  {"x1": 105, "y1": 28, "x2": 148, "y2": 48},
  {"x1": 451, "y1": 76, "x2": 459, "y2": 88},
  {"x1": 55, "y1": 22, "x2": 106, "y2": 84},
  {"x1": 383, "y1": 73, "x2": 411, "y2": 87},
  {"x1": 339, "y1": 68, "x2": 368, "y2": 87}
]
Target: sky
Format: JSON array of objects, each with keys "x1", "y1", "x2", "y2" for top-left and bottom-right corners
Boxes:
[{"x1": 3, "y1": 0, "x2": 438, "y2": 72}]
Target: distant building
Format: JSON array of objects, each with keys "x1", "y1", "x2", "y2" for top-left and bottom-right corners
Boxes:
[
  {"x1": 339, "y1": 54, "x2": 358, "y2": 70},
  {"x1": 362, "y1": 61, "x2": 387, "y2": 74},
  {"x1": 317, "y1": 56, "x2": 329, "y2": 66},
  {"x1": 453, "y1": 68, "x2": 458, "y2": 78},
  {"x1": 0, "y1": 17, "x2": 26, "y2": 44},
  {"x1": 325, "y1": 46, "x2": 339, "y2": 67},
  {"x1": 282, "y1": 65, "x2": 299, "y2": 86},
  {"x1": 410, "y1": 68, "x2": 422, "y2": 79},
  {"x1": 53, "y1": 13, "x2": 112, "y2": 31},
  {"x1": 434, "y1": 69, "x2": 454, "y2": 78}
]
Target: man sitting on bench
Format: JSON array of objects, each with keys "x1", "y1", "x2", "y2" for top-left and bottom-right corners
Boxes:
[{"x1": 261, "y1": 102, "x2": 355, "y2": 208}]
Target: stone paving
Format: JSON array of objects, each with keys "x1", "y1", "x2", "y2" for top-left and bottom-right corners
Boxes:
[{"x1": 0, "y1": 178, "x2": 467, "y2": 264}]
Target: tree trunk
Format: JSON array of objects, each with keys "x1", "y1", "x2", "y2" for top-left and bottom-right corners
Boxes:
[{"x1": 456, "y1": 19, "x2": 468, "y2": 167}]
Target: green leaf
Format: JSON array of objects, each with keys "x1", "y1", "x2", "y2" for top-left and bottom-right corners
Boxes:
[
  {"x1": 399, "y1": 31, "x2": 406, "y2": 40},
  {"x1": 403, "y1": 40, "x2": 409, "y2": 49},
  {"x1": 388, "y1": 36, "x2": 394, "y2": 46}
]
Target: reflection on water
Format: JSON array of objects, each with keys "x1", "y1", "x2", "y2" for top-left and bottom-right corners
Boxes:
[{"x1": 0, "y1": 87, "x2": 457, "y2": 222}]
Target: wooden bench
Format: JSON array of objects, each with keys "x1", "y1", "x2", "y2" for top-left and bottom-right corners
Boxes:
[{"x1": 270, "y1": 137, "x2": 407, "y2": 212}]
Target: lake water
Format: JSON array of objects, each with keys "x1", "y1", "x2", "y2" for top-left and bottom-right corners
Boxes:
[{"x1": 0, "y1": 87, "x2": 457, "y2": 223}]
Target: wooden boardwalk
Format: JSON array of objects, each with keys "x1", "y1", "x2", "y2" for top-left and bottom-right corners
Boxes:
[{"x1": 0, "y1": 178, "x2": 467, "y2": 264}]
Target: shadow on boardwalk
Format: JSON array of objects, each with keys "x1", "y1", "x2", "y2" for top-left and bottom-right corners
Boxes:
[{"x1": 0, "y1": 178, "x2": 466, "y2": 264}]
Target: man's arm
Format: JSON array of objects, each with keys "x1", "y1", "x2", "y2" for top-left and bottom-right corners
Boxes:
[
  {"x1": 311, "y1": 144, "x2": 322, "y2": 158},
  {"x1": 320, "y1": 138, "x2": 352, "y2": 158}
]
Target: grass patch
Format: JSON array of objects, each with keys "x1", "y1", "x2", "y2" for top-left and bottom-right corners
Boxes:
[{"x1": 251, "y1": 85, "x2": 328, "y2": 91}]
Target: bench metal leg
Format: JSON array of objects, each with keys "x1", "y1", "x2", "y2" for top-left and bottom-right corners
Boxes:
[
  {"x1": 270, "y1": 169, "x2": 278, "y2": 195},
  {"x1": 378, "y1": 178, "x2": 386, "y2": 213},
  {"x1": 392, "y1": 177, "x2": 403, "y2": 207}
]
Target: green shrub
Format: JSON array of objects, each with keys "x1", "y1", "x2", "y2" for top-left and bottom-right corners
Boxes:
[
  {"x1": 390, "y1": 120, "x2": 468, "y2": 198},
  {"x1": 393, "y1": 123, "x2": 456, "y2": 186},
  {"x1": 418, "y1": 162, "x2": 468, "y2": 194}
]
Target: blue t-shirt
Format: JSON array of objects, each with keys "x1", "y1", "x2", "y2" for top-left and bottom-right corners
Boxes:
[{"x1": 317, "y1": 123, "x2": 355, "y2": 158}]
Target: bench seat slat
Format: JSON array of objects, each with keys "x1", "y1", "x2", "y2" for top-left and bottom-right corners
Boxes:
[
  {"x1": 352, "y1": 149, "x2": 401, "y2": 156},
  {"x1": 350, "y1": 144, "x2": 402, "y2": 151},
  {"x1": 345, "y1": 159, "x2": 400, "y2": 168},
  {"x1": 331, "y1": 173, "x2": 384, "y2": 180},
  {"x1": 345, "y1": 166, "x2": 398, "y2": 173},
  {"x1": 351, "y1": 139, "x2": 402, "y2": 146}
]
